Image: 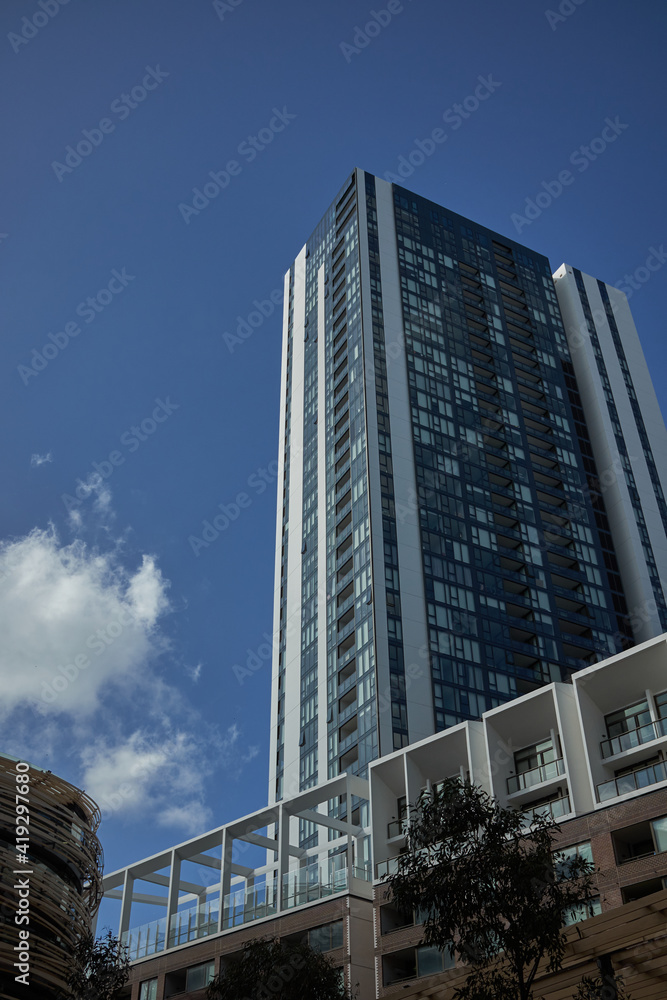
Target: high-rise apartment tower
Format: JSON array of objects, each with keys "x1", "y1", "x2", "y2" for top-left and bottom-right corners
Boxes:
[{"x1": 269, "y1": 169, "x2": 667, "y2": 805}]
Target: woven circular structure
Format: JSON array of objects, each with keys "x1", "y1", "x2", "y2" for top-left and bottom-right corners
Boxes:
[{"x1": 0, "y1": 753, "x2": 103, "y2": 1000}]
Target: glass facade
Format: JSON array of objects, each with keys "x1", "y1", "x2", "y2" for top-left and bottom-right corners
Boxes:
[{"x1": 391, "y1": 187, "x2": 627, "y2": 728}]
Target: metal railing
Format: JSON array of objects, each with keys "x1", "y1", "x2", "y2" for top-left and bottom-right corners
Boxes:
[
  {"x1": 522, "y1": 793, "x2": 571, "y2": 823},
  {"x1": 507, "y1": 757, "x2": 565, "y2": 794},
  {"x1": 121, "y1": 864, "x2": 375, "y2": 956},
  {"x1": 282, "y1": 862, "x2": 370, "y2": 909},
  {"x1": 387, "y1": 819, "x2": 406, "y2": 840},
  {"x1": 600, "y1": 718, "x2": 667, "y2": 758},
  {"x1": 597, "y1": 760, "x2": 667, "y2": 803},
  {"x1": 375, "y1": 854, "x2": 401, "y2": 880}
]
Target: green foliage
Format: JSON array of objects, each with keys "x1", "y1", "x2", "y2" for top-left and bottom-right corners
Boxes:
[
  {"x1": 65, "y1": 929, "x2": 130, "y2": 1000},
  {"x1": 387, "y1": 777, "x2": 598, "y2": 1000},
  {"x1": 575, "y1": 972, "x2": 631, "y2": 999},
  {"x1": 205, "y1": 937, "x2": 354, "y2": 1000}
]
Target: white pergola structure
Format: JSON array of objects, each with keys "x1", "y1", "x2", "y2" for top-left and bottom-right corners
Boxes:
[{"x1": 101, "y1": 772, "x2": 371, "y2": 959}]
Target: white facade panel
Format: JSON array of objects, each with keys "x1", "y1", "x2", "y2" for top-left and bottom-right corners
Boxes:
[
  {"x1": 280, "y1": 244, "x2": 307, "y2": 799},
  {"x1": 553, "y1": 264, "x2": 662, "y2": 640},
  {"x1": 269, "y1": 268, "x2": 293, "y2": 804}
]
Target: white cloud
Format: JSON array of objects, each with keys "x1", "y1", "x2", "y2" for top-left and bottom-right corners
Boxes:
[
  {"x1": 30, "y1": 452, "x2": 53, "y2": 467},
  {"x1": 81, "y1": 730, "x2": 205, "y2": 825},
  {"x1": 0, "y1": 515, "x2": 258, "y2": 837},
  {"x1": 186, "y1": 662, "x2": 202, "y2": 683},
  {"x1": 66, "y1": 473, "x2": 112, "y2": 529},
  {"x1": 158, "y1": 802, "x2": 211, "y2": 832},
  {"x1": 0, "y1": 525, "x2": 170, "y2": 718},
  {"x1": 80, "y1": 724, "x2": 256, "y2": 832}
]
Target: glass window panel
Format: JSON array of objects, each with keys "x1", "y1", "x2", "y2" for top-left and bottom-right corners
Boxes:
[
  {"x1": 563, "y1": 897, "x2": 602, "y2": 926},
  {"x1": 416, "y1": 945, "x2": 444, "y2": 977},
  {"x1": 186, "y1": 962, "x2": 214, "y2": 991},
  {"x1": 605, "y1": 701, "x2": 650, "y2": 738},
  {"x1": 655, "y1": 692, "x2": 667, "y2": 719},
  {"x1": 331, "y1": 920, "x2": 344, "y2": 949},
  {"x1": 653, "y1": 817, "x2": 667, "y2": 853}
]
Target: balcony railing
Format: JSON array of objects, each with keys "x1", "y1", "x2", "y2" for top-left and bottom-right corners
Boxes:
[
  {"x1": 282, "y1": 862, "x2": 370, "y2": 908},
  {"x1": 223, "y1": 879, "x2": 278, "y2": 929},
  {"x1": 338, "y1": 729, "x2": 358, "y2": 754},
  {"x1": 387, "y1": 820, "x2": 406, "y2": 840},
  {"x1": 376, "y1": 854, "x2": 401, "y2": 880},
  {"x1": 522, "y1": 793, "x2": 571, "y2": 823},
  {"x1": 600, "y1": 719, "x2": 667, "y2": 758},
  {"x1": 121, "y1": 863, "x2": 374, "y2": 957},
  {"x1": 597, "y1": 760, "x2": 667, "y2": 803},
  {"x1": 122, "y1": 915, "x2": 167, "y2": 960},
  {"x1": 169, "y1": 899, "x2": 220, "y2": 946},
  {"x1": 507, "y1": 757, "x2": 565, "y2": 794}
]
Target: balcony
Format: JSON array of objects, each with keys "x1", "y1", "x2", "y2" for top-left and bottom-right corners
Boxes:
[
  {"x1": 336, "y1": 542, "x2": 353, "y2": 571},
  {"x1": 523, "y1": 793, "x2": 571, "y2": 823},
  {"x1": 282, "y1": 862, "x2": 370, "y2": 908},
  {"x1": 338, "y1": 728, "x2": 358, "y2": 754},
  {"x1": 597, "y1": 760, "x2": 667, "y2": 803},
  {"x1": 336, "y1": 591, "x2": 355, "y2": 618},
  {"x1": 376, "y1": 854, "x2": 401, "y2": 880},
  {"x1": 387, "y1": 820, "x2": 406, "y2": 840},
  {"x1": 337, "y1": 667, "x2": 356, "y2": 698},
  {"x1": 336, "y1": 616, "x2": 356, "y2": 644},
  {"x1": 336, "y1": 566, "x2": 354, "y2": 592},
  {"x1": 507, "y1": 757, "x2": 565, "y2": 795},
  {"x1": 223, "y1": 879, "x2": 277, "y2": 929},
  {"x1": 122, "y1": 915, "x2": 167, "y2": 960},
  {"x1": 601, "y1": 719, "x2": 667, "y2": 759},
  {"x1": 338, "y1": 699, "x2": 357, "y2": 727},
  {"x1": 121, "y1": 896, "x2": 222, "y2": 960}
]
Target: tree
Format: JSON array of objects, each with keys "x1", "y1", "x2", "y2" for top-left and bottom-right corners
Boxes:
[
  {"x1": 206, "y1": 937, "x2": 354, "y2": 1000},
  {"x1": 575, "y1": 970, "x2": 631, "y2": 999},
  {"x1": 65, "y1": 929, "x2": 130, "y2": 1000},
  {"x1": 387, "y1": 777, "x2": 598, "y2": 1000}
]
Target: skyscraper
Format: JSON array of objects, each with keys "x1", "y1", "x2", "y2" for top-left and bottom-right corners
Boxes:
[{"x1": 269, "y1": 168, "x2": 667, "y2": 806}]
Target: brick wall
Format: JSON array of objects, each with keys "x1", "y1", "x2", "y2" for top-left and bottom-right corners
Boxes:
[
  {"x1": 373, "y1": 788, "x2": 667, "y2": 996},
  {"x1": 125, "y1": 892, "x2": 373, "y2": 1000}
]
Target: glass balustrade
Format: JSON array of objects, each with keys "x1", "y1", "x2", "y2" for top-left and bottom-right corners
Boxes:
[
  {"x1": 507, "y1": 757, "x2": 565, "y2": 793},
  {"x1": 597, "y1": 760, "x2": 667, "y2": 802},
  {"x1": 600, "y1": 719, "x2": 667, "y2": 758}
]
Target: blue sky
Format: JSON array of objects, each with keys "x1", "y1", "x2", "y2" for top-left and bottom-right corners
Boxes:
[{"x1": 1, "y1": 0, "x2": 666, "y2": 881}]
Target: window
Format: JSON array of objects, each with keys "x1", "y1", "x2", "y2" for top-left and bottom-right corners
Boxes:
[
  {"x1": 655, "y1": 690, "x2": 667, "y2": 722},
  {"x1": 612, "y1": 816, "x2": 667, "y2": 863},
  {"x1": 308, "y1": 921, "x2": 344, "y2": 952},
  {"x1": 554, "y1": 841, "x2": 593, "y2": 877},
  {"x1": 652, "y1": 815, "x2": 667, "y2": 853},
  {"x1": 622, "y1": 877, "x2": 667, "y2": 903},
  {"x1": 509, "y1": 738, "x2": 563, "y2": 792},
  {"x1": 139, "y1": 981, "x2": 158, "y2": 1000},
  {"x1": 515, "y1": 738, "x2": 557, "y2": 774},
  {"x1": 416, "y1": 944, "x2": 454, "y2": 977},
  {"x1": 165, "y1": 961, "x2": 215, "y2": 997},
  {"x1": 186, "y1": 962, "x2": 215, "y2": 991},
  {"x1": 382, "y1": 948, "x2": 416, "y2": 985},
  {"x1": 605, "y1": 700, "x2": 651, "y2": 739},
  {"x1": 379, "y1": 903, "x2": 414, "y2": 934},
  {"x1": 563, "y1": 896, "x2": 602, "y2": 925}
]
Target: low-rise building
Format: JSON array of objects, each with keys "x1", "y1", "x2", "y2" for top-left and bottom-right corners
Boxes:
[{"x1": 103, "y1": 635, "x2": 667, "y2": 999}]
